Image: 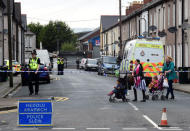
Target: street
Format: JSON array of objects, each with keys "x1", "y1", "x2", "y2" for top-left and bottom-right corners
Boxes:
[{"x1": 0, "y1": 69, "x2": 190, "y2": 131}]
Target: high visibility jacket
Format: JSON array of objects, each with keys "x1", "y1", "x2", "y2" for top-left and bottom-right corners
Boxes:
[
  {"x1": 29, "y1": 57, "x2": 39, "y2": 70},
  {"x1": 60, "y1": 60, "x2": 64, "y2": 65},
  {"x1": 57, "y1": 59, "x2": 60, "y2": 64}
]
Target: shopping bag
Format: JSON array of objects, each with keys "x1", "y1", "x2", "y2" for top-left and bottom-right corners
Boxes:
[{"x1": 163, "y1": 78, "x2": 169, "y2": 88}]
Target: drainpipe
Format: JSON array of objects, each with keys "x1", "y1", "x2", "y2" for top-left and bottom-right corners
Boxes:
[
  {"x1": 175, "y1": 0, "x2": 177, "y2": 67},
  {"x1": 182, "y1": 0, "x2": 184, "y2": 67}
]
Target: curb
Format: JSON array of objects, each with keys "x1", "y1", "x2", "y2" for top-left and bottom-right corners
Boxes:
[
  {"x1": 0, "y1": 106, "x2": 17, "y2": 112},
  {"x1": 1, "y1": 83, "x2": 21, "y2": 98},
  {"x1": 174, "y1": 88, "x2": 190, "y2": 94}
]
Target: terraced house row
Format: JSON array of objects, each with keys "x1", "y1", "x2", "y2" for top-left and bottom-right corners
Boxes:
[
  {"x1": 0, "y1": 0, "x2": 28, "y2": 66},
  {"x1": 100, "y1": 0, "x2": 190, "y2": 68}
]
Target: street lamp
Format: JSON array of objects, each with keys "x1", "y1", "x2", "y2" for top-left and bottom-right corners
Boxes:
[
  {"x1": 56, "y1": 24, "x2": 61, "y2": 55},
  {"x1": 119, "y1": 0, "x2": 122, "y2": 57}
]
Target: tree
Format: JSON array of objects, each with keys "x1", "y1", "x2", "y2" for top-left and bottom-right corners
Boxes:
[
  {"x1": 28, "y1": 23, "x2": 44, "y2": 48},
  {"x1": 27, "y1": 21, "x2": 77, "y2": 52},
  {"x1": 61, "y1": 42, "x2": 76, "y2": 52}
]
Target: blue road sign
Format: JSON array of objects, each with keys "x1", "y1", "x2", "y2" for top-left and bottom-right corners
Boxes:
[{"x1": 18, "y1": 99, "x2": 53, "y2": 127}]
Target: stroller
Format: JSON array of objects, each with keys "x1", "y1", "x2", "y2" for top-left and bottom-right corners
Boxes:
[
  {"x1": 109, "y1": 88, "x2": 127, "y2": 102},
  {"x1": 146, "y1": 74, "x2": 166, "y2": 101}
]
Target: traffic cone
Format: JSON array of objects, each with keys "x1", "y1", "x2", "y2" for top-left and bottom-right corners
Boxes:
[{"x1": 159, "y1": 108, "x2": 170, "y2": 127}]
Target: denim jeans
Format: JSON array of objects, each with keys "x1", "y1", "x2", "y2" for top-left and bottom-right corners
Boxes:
[{"x1": 166, "y1": 80, "x2": 174, "y2": 98}]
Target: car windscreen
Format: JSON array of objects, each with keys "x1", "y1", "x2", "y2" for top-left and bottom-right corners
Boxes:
[
  {"x1": 103, "y1": 57, "x2": 117, "y2": 64},
  {"x1": 88, "y1": 59, "x2": 97, "y2": 64}
]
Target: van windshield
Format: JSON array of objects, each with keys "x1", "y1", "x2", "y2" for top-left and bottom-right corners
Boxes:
[
  {"x1": 103, "y1": 57, "x2": 117, "y2": 64},
  {"x1": 88, "y1": 59, "x2": 97, "y2": 64},
  {"x1": 134, "y1": 47, "x2": 164, "y2": 63}
]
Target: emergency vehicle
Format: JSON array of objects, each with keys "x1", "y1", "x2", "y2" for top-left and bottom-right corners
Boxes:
[{"x1": 119, "y1": 37, "x2": 164, "y2": 83}]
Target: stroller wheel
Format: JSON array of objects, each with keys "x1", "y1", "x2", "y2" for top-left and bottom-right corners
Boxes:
[
  {"x1": 161, "y1": 95, "x2": 165, "y2": 101},
  {"x1": 152, "y1": 95, "x2": 156, "y2": 101},
  {"x1": 145, "y1": 95, "x2": 149, "y2": 100}
]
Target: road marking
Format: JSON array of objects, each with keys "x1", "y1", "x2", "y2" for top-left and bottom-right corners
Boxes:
[
  {"x1": 0, "y1": 109, "x2": 17, "y2": 114},
  {"x1": 86, "y1": 128, "x2": 110, "y2": 130},
  {"x1": 53, "y1": 97, "x2": 69, "y2": 102},
  {"x1": 128, "y1": 102, "x2": 139, "y2": 111},
  {"x1": 159, "y1": 128, "x2": 183, "y2": 131},
  {"x1": 122, "y1": 128, "x2": 147, "y2": 130},
  {"x1": 13, "y1": 128, "x2": 38, "y2": 130},
  {"x1": 52, "y1": 128, "x2": 76, "y2": 130},
  {"x1": 143, "y1": 115, "x2": 162, "y2": 130}
]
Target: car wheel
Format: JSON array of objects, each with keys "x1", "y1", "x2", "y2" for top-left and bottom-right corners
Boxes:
[{"x1": 47, "y1": 79, "x2": 50, "y2": 84}]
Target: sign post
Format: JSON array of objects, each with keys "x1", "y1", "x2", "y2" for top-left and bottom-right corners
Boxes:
[{"x1": 18, "y1": 99, "x2": 53, "y2": 127}]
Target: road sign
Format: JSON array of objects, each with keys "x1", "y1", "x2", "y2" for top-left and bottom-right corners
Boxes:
[{"x1": 18, "y1": 99, "x2": 53, "y2": 127}]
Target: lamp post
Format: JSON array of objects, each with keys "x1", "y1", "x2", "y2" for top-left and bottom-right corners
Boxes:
[
  {"x1": 56, "y1": 24, "x2": 61, "y2": 55},
  {"x1": 7, "y1": 0, "x2": 13, "y2": 87},
  {"x1": 119, "y1": 0, "x2": 122, "y2": 57}
]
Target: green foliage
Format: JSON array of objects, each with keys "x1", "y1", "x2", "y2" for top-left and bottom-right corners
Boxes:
[
  {"x1": 61, "y1": 43, "x2": 76, "y2": 52},
  {"x1": 27, "y1": 21, "x2": 77, "y2": 52}
]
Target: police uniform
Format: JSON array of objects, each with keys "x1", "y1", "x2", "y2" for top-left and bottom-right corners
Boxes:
[
  {"x1": 28, "y1": 53, "x2": 40, "y2": 95},
  {"x1": 57, "y1": 58, "x2": 61, "y2": 75},
  {"x1": 60, "y1": 58, "x2": 64, "y2": 75}
]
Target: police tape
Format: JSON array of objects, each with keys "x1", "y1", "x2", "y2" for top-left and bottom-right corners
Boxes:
[{"x1": 0, "y1": 70, "x2": 190, "y2": 73}]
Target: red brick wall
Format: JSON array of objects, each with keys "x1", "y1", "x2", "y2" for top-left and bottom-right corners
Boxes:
[
  {"x1": 126, "y1": 2, "x2": 143, "y2": 16},
  {"x1": 143, "y1": 0, "x2": 152, "y2": 4}
]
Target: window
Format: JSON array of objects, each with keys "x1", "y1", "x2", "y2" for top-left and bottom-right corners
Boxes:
[
  {"x1": 184, "y1": 0, "x2": 188, "y2": 20},
  {"x1": 178, "y1": 0, "x2": 182, "y2": 25},
  {"x1": 173, "y1": 3, "x2": 176, "y2": 26},
  {"x1": 163, "y1": 7, "x2": 165, "y2": 29},
  {"x1": 154, "y1": 10, "x2": 157, "y2": 26},
  {"x1": 158, "y1": 9, "x2": 160, "y2": 30},
  {"x1": 168, "y1": 5, "x2": 170, "y2": 27}
]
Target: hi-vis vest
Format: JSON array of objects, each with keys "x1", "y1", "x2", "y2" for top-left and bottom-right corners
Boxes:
[
  {"x1": 60, "y1": 60, "x2": 64, "y2": 64},
  {"x1": 57, "y1": 59, "x2": 60, "y2": 64},
  {"x1": 29, "y1": 57, "x2": 39, "y2": 70}
]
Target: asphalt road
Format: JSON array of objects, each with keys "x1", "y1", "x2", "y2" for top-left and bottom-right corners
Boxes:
[{"x1": 0, "y1": 69, "x2": 190, "y2": 131}]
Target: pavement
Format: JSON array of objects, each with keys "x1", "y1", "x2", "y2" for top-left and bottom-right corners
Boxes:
[{"x1": 0, "y1": 75, "x2": 21, "y2": 111}]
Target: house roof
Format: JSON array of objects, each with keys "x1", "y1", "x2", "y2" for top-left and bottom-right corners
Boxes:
[
  {"x1": 78, "y1": 27, "x2": 100, "y2": 41},
  {"x1": 100, "y1": 15, "x2": 126, "y2": 33},
  {"x1": 21, "y1": 14, "x2": 27, "y2": 31},
  {"x1": 3, "y1": 0, "x2": 14, "y2": 14},
  {"x1": 102, "y1": 0, "x2": 164, "y2": 33},
  {"x1": 14, "y1": 2, "x2": 21, "y2": 24}
]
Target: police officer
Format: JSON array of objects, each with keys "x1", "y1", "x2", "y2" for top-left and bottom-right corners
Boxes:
[
  {"x1": 28, "y1": 50, "x2": 40, "y2": 96},
  {"x1": 57, "y1": 57, "x2": 61, "y2": 75},
  {"x1": 60, "y1": 58, "x2": 64, "y2": 75}
]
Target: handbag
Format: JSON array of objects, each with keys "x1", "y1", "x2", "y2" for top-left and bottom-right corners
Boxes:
[{"x1": 163, "y1": 78, "x2": 169, "y2": 88}]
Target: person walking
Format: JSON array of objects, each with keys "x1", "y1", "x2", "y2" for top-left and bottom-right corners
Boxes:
[
  {"x1": 162, "y1": 56, "x2": 177, "y2": 100},
  {"x1": 60, "y1": 57, "x2": 64, "y2": 75},
  {"x1": 57, "y1": 57, "x2": 61, "y2": 75},
  {"x1": 76, "y1": 57, "x2": 80, "y2": 69},
  {"x1": 132, "y1": 59, "x2": 146, "y2": 102},
  {"x1": 28, "y1": 50, "x2": 40, "y2": 96}
]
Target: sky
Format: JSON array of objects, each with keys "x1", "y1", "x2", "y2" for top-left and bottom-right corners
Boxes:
[{"x1": 14, "y1": 0, "x2": 142, "y2": 30}]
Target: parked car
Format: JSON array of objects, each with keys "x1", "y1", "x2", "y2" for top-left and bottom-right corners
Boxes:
[
  {"x1": 97, "y1": 56, "x2": 119, "y2": 75},
  {"x1": 4, "y1": 60, "x2": 21, "y2": 75},
  {"x1": 79, "y1": 58, "x2": 87, "y2": 69},
  {"x1": 84, "y1": 59, "x2": 98, "y2": 71},
  {"x1": 21, "y1": 64, "x2": 50, "y2": 86}
]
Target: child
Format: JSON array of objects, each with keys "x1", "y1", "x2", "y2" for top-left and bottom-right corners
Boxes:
[
  {"x1": 148, "y1": 76, "x2": 159, "y2": 93},
  {"x1": 108, "y1": 79, "x2": 124, "y2": 96}
]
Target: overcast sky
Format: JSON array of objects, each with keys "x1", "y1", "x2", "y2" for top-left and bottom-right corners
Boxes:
[{"x1": 15, "y1": 0, "x2": 142, "y2": 29}]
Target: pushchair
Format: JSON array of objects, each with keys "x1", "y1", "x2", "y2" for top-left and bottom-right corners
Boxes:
[
  {"x1": 146, "y1": 74, "x2": 166, "y2": 101},
  {"x1": 109, "y1": 88, "x2": 128, "y2": 102}
]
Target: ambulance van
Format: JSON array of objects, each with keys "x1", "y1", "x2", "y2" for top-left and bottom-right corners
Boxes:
[{"x1": 119, "y1": 38, "x2": 164, "y2": 84}]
